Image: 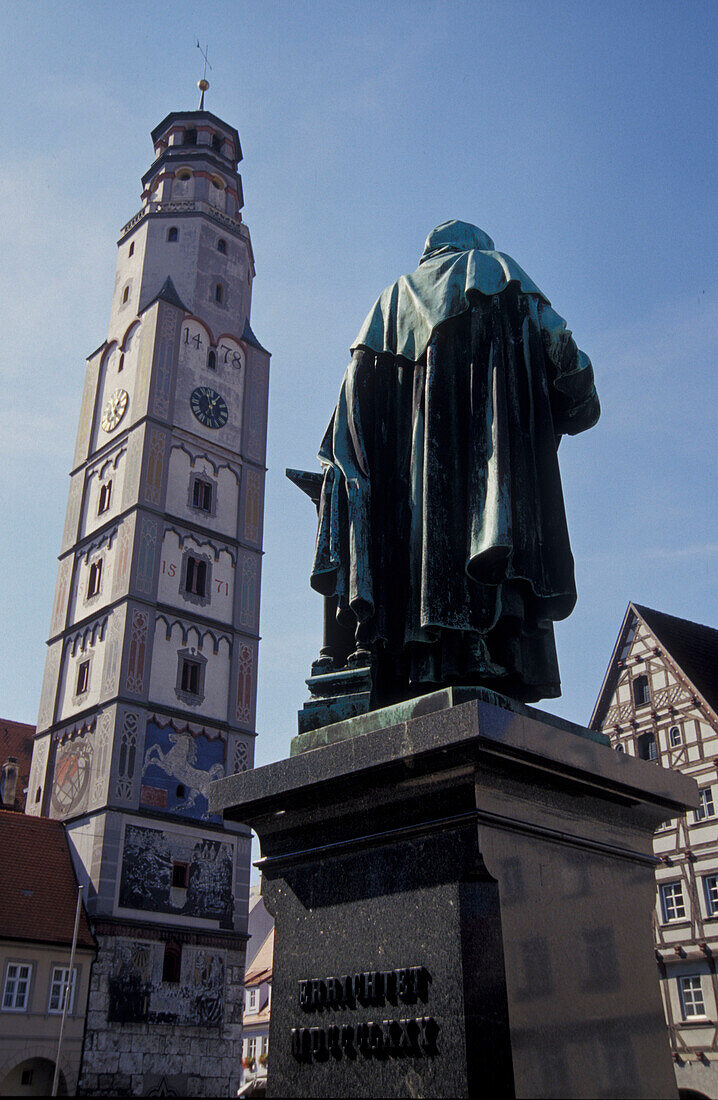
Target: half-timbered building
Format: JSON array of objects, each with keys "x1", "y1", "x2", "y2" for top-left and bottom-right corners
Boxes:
[{"x1": 590, "y1": 603, "x2": 718, "y2": 1099}]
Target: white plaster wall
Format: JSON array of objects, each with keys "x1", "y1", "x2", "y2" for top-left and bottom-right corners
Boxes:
[
  {"x1": 68, "y1": 533, "x2": 119, "y2": 624},
  {"x1": 157, "y1": 529, "x2": 235, "y2": 623},
  {"x1": 165, "y1": 444, "x2": 240, "y2": 538},
  {"x1": 82, "y1": 445, "x2": 129, "y2": 538},
  {"x1": 57, "y1": 631, "x2": 108, "y2": 721},
  {"x1": 108, "y1": 221, "x2": 149, "y2": 337},
  {"x1": 174, "y1": 322, "x2": 246, "y2": 454},
  {"x1": 148, "y1": 620, "x2": 231, "y2": 722},
  {"x1": 90, "y1": 320, "x2": 144, "y2": 455}
]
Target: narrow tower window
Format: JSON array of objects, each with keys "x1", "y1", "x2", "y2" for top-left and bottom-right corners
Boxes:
[
  {"x1": 183, "y1": 128, "x2": 197, "y2": 146},
  {"x1": 191, "y1": 477, "x2": 214, "y2": 514},
  {"x1": 76, "y1": 660, "x2": 90, "y2": 695},
  {"x1": 167, "y1": 226, "x2": 179, "y2": 243},
  {"x1": 162, "y1": 942, "x2": 182, "y2": 983},
  {"x1": 128, "y1": 241, "x2": 134, "y2": 257},
  {"x1": 217, "y1": 238, "x2": 227, "y2": 254},
  {"x1": 184, "y1": 556, "x2": 207, "y2": 598},
  {"x1": 180, "y1": 658, "x2": 201, "y2": 696},
  {"x1": 98, "y1": 481, "x2": 112, "y2": 515},
  {"x1": 87, "y1": 559, "x2": 103, "y2": 598},
  {"x1": 207, "y1": 349, "x2": 216, "y2": 371},
  {"x1": 118, "y1": 353, "x2": 125, "y2": 373},
  {"x1": 211, "y1": 133, "x2": 222, "y2": 152},
  {"x1": 122, "y1": 286, "x2": 130, "y2": 304},
  {"x1": 215, "y1": 283, "x2": 224, "y2": 304}
]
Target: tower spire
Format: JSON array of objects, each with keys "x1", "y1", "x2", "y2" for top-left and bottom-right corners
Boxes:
[{"x1": 196, "y1": 39, "x2": 212, "y2": 108}]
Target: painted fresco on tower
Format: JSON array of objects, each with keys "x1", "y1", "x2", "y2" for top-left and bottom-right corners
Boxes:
[
  {"x1": 118, "y1": 823, "x2": 234, "y2": 928},
  {"x1": 140, "y1": 719, "x2": 225, "y2": 821},
  {"x1": 51, "y1": 729, "x2": 94, "y2": 817},
  {"x1": 108, "y1": 937, "x2": 225, "y2": 1027}
]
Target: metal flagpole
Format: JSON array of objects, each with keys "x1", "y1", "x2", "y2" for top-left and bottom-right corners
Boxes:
[{"x1": 52, "y1": 884, "x2": 83, "y2": 1097}]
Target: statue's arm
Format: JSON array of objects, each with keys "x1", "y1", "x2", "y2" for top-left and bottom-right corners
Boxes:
[{"x1": 539, "y1": 302, "x2": 600, "y2": 436}]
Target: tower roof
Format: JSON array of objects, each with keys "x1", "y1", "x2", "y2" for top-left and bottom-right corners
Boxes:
[{"x1": 151, "y1": 110, "x2": 242, "y2": 163}]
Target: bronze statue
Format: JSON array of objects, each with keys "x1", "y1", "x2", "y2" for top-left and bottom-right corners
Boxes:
[{"x1": 309, "y1": 221, "x2": 599, "y2": 706}]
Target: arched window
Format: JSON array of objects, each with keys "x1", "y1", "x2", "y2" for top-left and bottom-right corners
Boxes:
[
  {"x1": 217, "y1": 238, "x2": 227, "y2": 254},
  {"x1": 637, "y1": 731, "x2": 658, "y2": 761},
  {"x1": 669, "y1": 725, "x2": 682, "y2": 747},
  {"x1": 633, "y1": 674, "x2": 650, "y2": 707},
  {"x1": 176, "y1": 168, "x2": 192, "y2": 182},
  {"x1": 122, "y1": 286, "x2": 129, "y2": 304},
  {"x1": 215, "y1": 283, "x2": 224, "y2": 304},
  {"x1": 128, "y1": 241, "x2": 134, "y2": 257},
  {"x1": 211, "y1": 133, "x2": 222, "y2": 152},
  {"x1": 207, "y1": 349, "x2": 216, "y2": 370},
  {"x1": 167, "y1": 226, "x2": 179, "y2": 243},
  {"x1": 183, "y1": 128, "x2": 197, "y2": 146}
]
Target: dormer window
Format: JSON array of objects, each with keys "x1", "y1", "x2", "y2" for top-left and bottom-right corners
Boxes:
[
  {"x1": 167, "y1": 227, "x2": 179, "y2": 243},
  {"x1": 183, "y1": 128, "x2": 197, "y2": 146}
]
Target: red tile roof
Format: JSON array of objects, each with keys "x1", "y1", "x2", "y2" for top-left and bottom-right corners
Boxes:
[
  {"x1": 0, "y1": 718, "x2": 35, "y2": 812},
  {"x1": 0, "y1": 810, "x2": 96, "y2": 948}
]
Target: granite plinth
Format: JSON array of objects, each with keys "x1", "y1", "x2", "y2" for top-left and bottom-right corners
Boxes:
[{"x1": 211, "y1": 697, "x2": 697, "y2": 1099}]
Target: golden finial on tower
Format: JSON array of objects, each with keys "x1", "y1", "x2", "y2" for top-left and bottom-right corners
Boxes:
[{"x1": 196, "y1": 40, "x2": 212, "y2": 109}]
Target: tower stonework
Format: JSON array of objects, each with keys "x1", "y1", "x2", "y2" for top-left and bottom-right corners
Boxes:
[{"x1": 27, "y1": 107, "x2": 269, "y2": 1097}]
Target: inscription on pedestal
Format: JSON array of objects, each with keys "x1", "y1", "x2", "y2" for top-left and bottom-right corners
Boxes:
[{"x1": 291, "y1": 966, "x2": 438, "y2": 1063}]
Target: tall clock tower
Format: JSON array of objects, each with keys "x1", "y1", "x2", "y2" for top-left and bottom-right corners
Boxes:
[{"x1": 27, "y1": 98, "x2": 269, "y2": 1097}]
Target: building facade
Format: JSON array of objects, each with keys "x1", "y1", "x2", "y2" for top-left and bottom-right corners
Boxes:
[
  {"x1": 26, "y1": 102, "x2": 270, "y2": 1096},
  {"x1": 591, "y1": 603, "x2": 718, "y2": 1100},
  {"x1": 238, "y1": 887, "x2": 274, "y2": 1096},
  {"x1": 0, "y1": 810, "x2": 96, "y2": 1096}
]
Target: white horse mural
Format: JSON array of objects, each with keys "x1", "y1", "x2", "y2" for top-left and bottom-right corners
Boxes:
[{"x1": 143, "y1": 729, "x2": 224, "y2": 812}]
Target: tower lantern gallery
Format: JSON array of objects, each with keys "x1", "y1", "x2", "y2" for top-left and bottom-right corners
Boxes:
[{"x1": 27, "y1": 99, "x2": 269, "y2": 1096}]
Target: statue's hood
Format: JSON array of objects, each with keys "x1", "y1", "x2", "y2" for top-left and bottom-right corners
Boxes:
[{"x1": 352, "y1": 220, "x2": 549, "y2": 362}]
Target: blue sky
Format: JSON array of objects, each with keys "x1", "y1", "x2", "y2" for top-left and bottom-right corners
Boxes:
[{"x1": 0, "y1": 1, "x2": 716, "y2": 769}]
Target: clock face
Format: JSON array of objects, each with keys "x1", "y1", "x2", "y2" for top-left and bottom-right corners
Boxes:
[
  {"x1": 190, "y1": 386, "x2": 229, "y2": 429},
  {"x1": 101, "y1": 388, "x2": 129, "y2": 432}
]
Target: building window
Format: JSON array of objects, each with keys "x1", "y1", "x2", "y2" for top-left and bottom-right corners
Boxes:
[
  {"x1": 207, "y1": 349, "x2": 216, "y2": 371},
  {"x1": 704, "y1": 876, "x2": 718, "y2": 916},
  {"x1": 695, "y1": 787, "x2": 716, "y2": 822},
  {"x1": 167, "y1": 226, "x2": 179, "y2": 243},
  {"x1": 48, "y1": 966, "x2": 77, "y2": 1014},
  {"x1": 76, "y1": 660, "x2": 90, "y2": 696},
  {"x1": 176, "y1": 168, "x2": 192, "y2": 182},
  {"x1": 215, "y1": 283, "x2": 224, "y2": 304},
  {"x1": 633, "y1": 674, "x2": 650, "y2": 707},
  {"x1": 660, "y1": 881, "x2": 686, "y2": 922},
  {"x1": 162, "y1": 942, "x2": 182, "y2": 984},
  {"x1": 118, "y1": 353, "x2": 125, "y2": 373},
  {"x1": 122, "y1": 286, "x2": 129, "y2": 304},
  {"x1": 679, "y1": 975, "x2": 706, "y2": 1019},
  {"x1": 2, "y1": 963, "x2": 32, "y2": 1011},
  {"x1": 261, "y1": 1035, "x2": 269, "y2": 1055},
  {"x1": 128, "y1": 241, "x2": 134, "y2": 257},
  {"x1": 87, "y1": 559, "x2": 103, "y2": 598},
  {"x1": 190, "y1": 476, "x2": 215, "y2": 515},
  {"x1": 171, "y1": 861, "x2": 189, "y2": 889},
  {"x1": 183, "y1": 128, "x2": 197, "y2": 146},
  {"x1": 184, "y1": 556, "x2": 207, "y2": 598},
  {"x1": 614, "y1": 743, "x2": 624, "y2": 753},
  {"x1": 211, "y1": 133, "x2": 222, "y2": 152},
  {"x1": 217, "y1": 238, "x2": 227, "y2": 254},
  {"x1": 175, "y1": 650, "x2": 207, "y2": 705},
  {"x1": 246, "y1": 1037, "x2": 258, "y2": 1060},
  {"x1": 636, "y1": 732, "x2": 657, "y2": 761},
  {"x1": 669, "y1": 725, "x2": 682, "y2": 747},
  {"x1": 247, "y1": 987, "x2": 259, "y2": 1014},
  {"x1": 98, "y1": 481, "x2": 112, "y2": 514},
  {"x1": 20, "y1": 1070, "x2": 33, "y2": 1086}
]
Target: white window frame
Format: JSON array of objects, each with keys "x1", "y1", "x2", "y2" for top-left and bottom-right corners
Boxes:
[
  {"x1": 695, "y1": 787, "x2": 715, "y2": 822},
  {"x1": 246, "y1": 987, "x2": 259, "y2": 1014},
  {"x1": 247, "y1": 1036, "x2": 258, "y2": 1060},
  {"x1": 261, "y1": 1034, "x2": 269, "y2": 1055},
  {"x1": 48, "y1": 965, "x2": 77, "y2": 1014},
  {"x1": 679, "y1": 974, "x2": 706, "y2": 1019},
  {"x1": 660, "y1": 881, "x2": 687, "y2": 922},
  {"x1": 704, "y1": 875, "x2": 718, "y2": 917},
  {"x1": 2, "y1": 962, "x2": 32, "y2": 1012},
  {"x1": 669, "y1": 725, "x2": 682, "y2": 747}
]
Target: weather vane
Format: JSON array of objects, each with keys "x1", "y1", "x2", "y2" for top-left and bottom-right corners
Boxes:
[{"x1": 196, "y1": 40, "x2": 212, "y2": 108}]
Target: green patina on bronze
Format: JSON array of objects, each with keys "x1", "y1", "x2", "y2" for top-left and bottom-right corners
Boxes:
[{"x1": 310, "y1": 220, "x2": 599, "y2": 709}]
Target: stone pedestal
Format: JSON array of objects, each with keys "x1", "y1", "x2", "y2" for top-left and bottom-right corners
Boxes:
[{"x1": 210, "y1": 692, "x2": 697, "y2": 1099}]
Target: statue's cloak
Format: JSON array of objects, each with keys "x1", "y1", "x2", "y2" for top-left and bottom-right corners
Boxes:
[{"x1": 311, "y1": 221, "x2": 600, "y2": 702}]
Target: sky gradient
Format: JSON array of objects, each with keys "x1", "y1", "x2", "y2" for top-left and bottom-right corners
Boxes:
[{"x1": 1, "y1": 0, "x2": 716, "y2": 770}]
